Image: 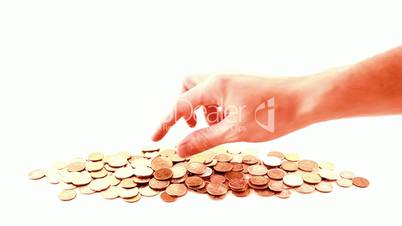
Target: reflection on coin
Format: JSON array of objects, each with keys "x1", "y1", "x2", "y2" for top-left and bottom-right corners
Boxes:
[
  {"x1": 283, "y1": 174, "x2": 303, "y2": 187},
  {"x1": 171, "y1": 165, "x2": 187, "y2": 179},
  {"x1": 139, "y1": 186, "x2": 159, "y2": 197},
  {"x1": 302, "y1": 172, "x2": 322, "y2": 184},
  {"x1": 267, "y1": 168, "x2": 286, "y2": 180},
  {"x1": 319, "y1": 161, "x2": 335, "y2": 170},
  {"x1": 187, "y1": 162, "x2": 207, "y2": 174},
  {"x1": 118, "y1": 187, "x2": 139, "y2": 198},
  {"x1": 340, "y1": 170, "x2": 355, "y2": 179},
  {"x1": 298, "y1": 160, "x2": 318, "y2": 172},
  {"x1": 89, "y1": 178, "x2": 110, "y2": 192},
  {"x1": 284, "y1": 153, "x2": 300, "y2": 162},
  {"x1": 267, "y1": 151, "x2": 285, "y2": 160},
  {"x1": 336, "y1": 178, "x2": 352, "y2": 188},
  {"x1": 166, "y1": 184, "x2": 187, "y2": 197},
  {"x1": 295, "y1": 184, "x2": 315, "y2": 194},
  {"x1": 262, "y1": 156, "x2": 282, "y2": 167},
  {"x1": 247, "y1": 165, "x2": 268, "y2": 176},
  {"x1": 206, "y1": 182, "x2": 228, "y2": 196},
  {"x1": 316, "y1": 182, "x2": 333, "y2": 193}
]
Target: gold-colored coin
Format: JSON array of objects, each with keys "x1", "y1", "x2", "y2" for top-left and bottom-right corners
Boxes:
[
  {"x1": 45, "y1": 170, "x2": 62, "y2": 184},
  {"x1": 58, "y1": 190, "x2": 77, "y2": 201},
  {"x1": 123, "y1": 194, "x2": 142, "y2": 203},
  {"x1": 267, "y1": 151, "x2": 285, "y2": 160},
  {"x1": 166, "y1": 183, "x2": 187, "y2": 197},
  {"x1": 284, "y1": 152, "x2": 300, "y2": 162},
  {"x1": 298, "y1": 160, "x2": 318, "y2": 172},
  {"x1": 319, "y1": 169, "x2": 338, "y2": 181},
  {"x1": 283, "y1": 174, "x2": 303, "y2": 187},
  {"x1": 158, "y1": 148, "x2": 176, "y2": 157},
  {"x1": 139, "y1": 186, "x2": 159, "y2": 197},
  {"x1": 247, "y1": 165, "x2": 268, "y2": 176},
  {"x1": 89, "y1": 178, "x2": 110, "y2": 192},
  {"x1": 118, "y1": 187, "x2": 139, "y2": 198},
  {"x1": 85, "y1": 161, "x2": 104, "y2": 172},
  {"x1": 90, "y1": 168, "x2": 108, "y2": 179},
  {"x1": 151, "y1": 156, "x2": 173, "y2": 171},
  {"x1": 302, "y1": 172, "x2": 322, "y2": 184},
  {"x1": 114, "y1": 167, "x2": 135, "y2": 179},
  {"x1": 79, "y1": 185, "x2": 96, "y2": 195},
  {"x1": 315, "y1": 182, "x2": 333, "y2": 193},
  {"x1": 88, "y1": 152, "x2": 104, "y2": 161},
  {"x1": 262, "y1": 156, "x2": 282, "y2": 167},
  {"x1": 187, "y1": 162, "x2": 207, "y2": 174},
  {"x1": 67, "y1": 161, "x2": 86, "y2": 172},
  {"x1": 101, "y1": 186, "x2": 119, "y2": 199},
  {"x1": 130, "y1": 157, "x2": 151, "y2": 168},
  {"x1": 108, "y1": 155, "x2": 127, "y2": 167},
  {"x1": 171, "y1": 165, "x2": 187, "y2": 179},
  {"x1": 28, "y1": 169, "x2": 45, "y2": 180},
  {"x1": 281, "y1": 161, "x2": 298, "y2": 172},
  {"x1": 337, "y1": 178, "x2": 352, "y2": 187},
  {"x1": 120, "y1": 178, "x2": 137, "y2": 188},
  {"x1": 133, "y1": 166, "x2": 153, "y2": 177},
  {"x1": 295, "y1": 183, "x2": 315, "y2": 194},
  {"x1": 71, "y1": 172, "x2": 92, "y2": 186},
  {"x1": 340, "y1": 170, "x2": 355, "y2": 179},
  {"x1": 318, "y1": 161, "x2": 335, "y2": 170}
]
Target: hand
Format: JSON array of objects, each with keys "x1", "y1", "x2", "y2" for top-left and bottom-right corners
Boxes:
[{"x1": 152, "y1": 74, "x2": 310, "y2": 157}]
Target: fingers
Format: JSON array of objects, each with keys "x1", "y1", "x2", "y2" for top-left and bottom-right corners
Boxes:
[
  {"x1": 152, "y1": 86, "x2": 206, "y2": 142},
  {"x1": 181, "y1": 75, "x2": 208, "y2": 128},
  {"x1": 177, "y1": 119, "x2": 235, "y2": 157}
]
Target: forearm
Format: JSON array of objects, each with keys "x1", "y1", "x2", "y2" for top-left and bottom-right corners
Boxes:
[{"x1": 299, "y1": 46, "x2": 402, "y2": 125}]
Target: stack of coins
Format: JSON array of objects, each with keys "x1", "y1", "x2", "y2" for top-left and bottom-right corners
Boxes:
[{"x1": 28, "y1": 147, "x2": 369, "y2": 202}]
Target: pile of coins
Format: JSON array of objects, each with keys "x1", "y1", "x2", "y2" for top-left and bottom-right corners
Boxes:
[{"x1": 28, "y1": 146, "x2": 369, "y2": 202}]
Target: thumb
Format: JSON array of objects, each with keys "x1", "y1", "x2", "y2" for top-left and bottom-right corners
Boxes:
[{"x1": 177, "y1": 119, "x2": 235, "y2": 157}]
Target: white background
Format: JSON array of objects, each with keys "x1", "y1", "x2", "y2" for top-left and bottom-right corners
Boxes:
[{"x1": 1, "y1": 0, "x2": 402, "y2": 225}]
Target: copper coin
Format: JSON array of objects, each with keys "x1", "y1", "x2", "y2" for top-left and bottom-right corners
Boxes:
[
  {"x1": 186, "y1": 162, "x2": 207, "y2": 175},
  {"x1": 267, "y1": 151, "x2": 285, "y2": 160},
  {"x1": 151, "y1": 156, "x2": 173, "y2": 171},
  {"x1": 149, "y1": 178, "x2": 170, "y2": 190},
  {"x1": 336, "y1": 178, "x2": 352, "y2": 188},
  {"x1": 231, "y1": 163, "x2": 244, "y2": 172},
  {"x1": 214, "y1": 153, "x2": 233, "y2": 162},
  {"x1": 352, "y1": 177, "x2": 369, "y2": 188},
  {"x1": 281, "y1": 161, "x2": 298, "y2": 172},
  {"x1": 249, "y1": 176, "x2": 269, "y2": 186},
  {"x1": 185, "y1": 176, "x2": 203, "y2": 188},
  {"x1": 160, "y1": 191, "x2": 177, "y2": 202},
  {"x1": 267, "y1": 168, "x2": 286, "y2": 180},
  {"x1": 302, "y1": 172, "x2": 322, "y2": 184},
  {"x1": 298, "y1": 160, "x2": 319, "y2": 172},
  {"x1": 166, "y1": 183, "x2": 187, "y2": 197},
  {"x1": 153, "y1": 168, "x2": 173, "y2": 180},
  {"x1": 277, "y1": 189, "x2": 291, "y2": 199},
  {"x1": 224, "y1": 171, "x2": 244, "y2": 181},
  {"x1": 255, "y1": 189, "x2": 276, "y2": 197},
  {"x1": 315, "y1": 182, "x2": 333, "y2": 193},
  {"x1": 268, "y1": 180, "x2": 285, "y2": 192},
  {"x1": 210, "y1": 174, "x2": 226, "y2": 184},
  {"x1": 228, "y1": 179, "x2": 248, "y2": 191},
  {"x1": 213, "y1": 162, "x2": 233, "y2": 173},
  {"x1": 295, "y1": 183, "x2": 315, "y2": 194},
  {"x1": 206, "y1": 182, "x2": 228, "y2": 196},
  {"x1": 232, "y1": 188, "x2": 251, "y2": 197},
  {"x1": 242, "y1": 155, "x2": 259, "y2": 165}
]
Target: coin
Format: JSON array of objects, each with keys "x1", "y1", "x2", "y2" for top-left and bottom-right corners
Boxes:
[
  {"x1": 185, "y1": 176, "x2": 203, "y2": 188},
  {"x1": 171, "y1": 165, "x2": 187, "y2": 178},
  {"x1": 283, "y1": 174, "x2": 303, "y2": 187},
  {"x1": 277, "y1": 190, "x2": 291, "y2": 199},
  {"x1": 200, "y1": 167, "x2": 213, "y2": 178},
  {"x1": 316, "y1": 182, "x2": 333, "y2": 193},
  {"x1": 67, "y1": 161, "x2": 86, "y2": 172},
  {"x1": 101, "y1": 186, "x2": 119, "y2": 199},
  {"x1": 298, "y1": 160, "x2": 318, "y2": 172},
  {"x1": 28, "y1": 169, "x2": 45, "y2": 180},
  {"x1": 281, "y1": 161, "x2": 298, "y2": 172},
  {"x1": 267, "y1": 168, "x2": 286, "y2": 180},
  {"x1": 187, "y1": 162, "x2": 207, "y2": 174},
  {"x1": 58, "y1": 190, "x2": 77, "y2": 201},
  {"x1": 158, "y1": 148, "x2": 176, "y2": 157},
  {"x1": 224, "y1": 171, "x2": 244, "y2": 181},
  {"x1": 88, "y1": 152, "x2": 104, "y2": 161},
  {"x1": 319, "y1": 169, "x2": 338, "y2": 181},
  {"x1": 319, "y1": 161, "x2": 335, "y2": 170},
  {"x1": 166, "y1": 184, "x2": 187, "y2": 197},
  {"x1": 340, "y1": 170, "x2": 355, "y2": 179},
  {"x1": 160, "y1": 191, "x2": 177, "y2": 202},
  {"x1": 114, "y1": 167, "x2": 135, "y2": 179},
  {"x1": 45, "y1": 170, "x2": 61, "y2": 184},
  {"x1": 213, "y1": 162, "x2": 233, "y2": 173},
  {"x1": 153, "y1": 168, "x2": 173, "y2": 181},
  {"x1": 337, "y1": 178, "x2": 352, "y2": 187},
  {"x1": 120, "y1": 178, "x2": 137, "y2": 188},
  {"x1": 118, "y1": 187, "x2": 139, "y2": 198},
  {"x1": 142, "y1": 145, "x2": 160, "y2": 153},
  {"x1": 149, "y1": 178, "x2": 170, "y2": 190},
  {"x1": 352, "y1": 177, "x2": 369, "y2": 188},
  {"x1": 85, "y1": 161, "x2": 104, "y2": 172},
  {"x1": 139, "y1": 186, "x2": 159, "y2": 197},
  {"x1": 267, "y1": 151, "x2": 285, "y2": 160},
  {"x1": 79, "y1": 185, "x2": 96, "y2": 195},
  {"x1": 108, "y1": 155, "x2": 127, "y2": 167},
  {"x1": 302, "y1": 172, "x2": 322, "y2": 184},
  {"x1": 133, "y1": 166, "x2": 153, "y2": 177},
  {"x1": 210, "y1": 174, "x2": 226, "y2": 184},
  {"x1": 255, "y1": 189, "x2": 275, "y2": 197},
  {"x1": 247, "y1": 165, "x2": 268, "y2": 176},
  {"x1": 228, "y1": 179, "x2": 248, "y2": 191},
  {"x1": 268, "y1": 180, "x2": 285, "y2": 192},
  {"x1": 242, "y1": 155, "x2": 259, "y2": 165},
  {"x1": 284, "y1": 153, "x2": 300, "y2": 162},
  {"x1": 90, "y1": 168, "x2": 108, "y2": 179},
  {"x1": 295, "y1": 184, "x2": 315, "y2": 194},
  {"x1": 89, "y1": 178, "x2": 110, "y2": 192},
  {"x1": 232, "y1": 188, "x2": 251, "y2": 197},
  {"x1": 262, "y1": 156, "x2": 282, "y2": 167},
  {"x1": 206, "y1": 182, "x2": 228, "y2": 196},
  {"x1": 123, "y1": 194, "x2": 142, "y2": 203},
  {"x1": 214, "y1": 153, "x2": 233, "y2": 162},
  {"x1": 71, "y1": 172, "x2": 92, "y2": 186},
  {"x1": 231, "y1": 163, "x2": 244, "y2": 172},
  {"x1": 151, "y1": 157, "x2": 173, "y2": 171},
  {"x1": 249, "y1": 176, "x2": 269, "y2": 186}
]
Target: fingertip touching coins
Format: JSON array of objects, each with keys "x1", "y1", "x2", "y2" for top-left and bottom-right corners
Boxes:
[{"x1": 28, "y1": 147, "x2": 369, "y2": 202}]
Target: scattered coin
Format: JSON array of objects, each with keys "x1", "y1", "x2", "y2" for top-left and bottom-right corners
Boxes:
[
  {"x1": 118, "y1": 187, "x2": 139, "y2": 198},
  {"x1": 319, "y1": 161, "x2": 335, "y2": 170},
  {"x1": 340, "y1": 170, "x2": 355, "y2": 179},
  {"x1": 101, "y1": 186, "x2": 119, "y2": 199},
  {"x1": 58, "y1": 190, "x2": 77, "y2": 201},
  {"x1": 352, "y1": 177, "x2": 369, "y2": 188},
  {"x1": 337, "y1": 178, "x2": 352, "y2": 188},
  {"x1": 267, "y1": 151, "x2": 285, "y2": 160},
  {"x1": 302, "y1": 172, "x2": 322, "y2": 184},
  {"x1": 139, "y1": 186, "x2": 159, "y2": 197},
  {"x1": 88, "y1": 152, "x2": 104, "y2": 161},
  {"x1": 187, "y1": 162, "x2": 207, "y2": 174},
  {"x1": 262, "y1": 156, "x2": 282, "y2": 167},
  {"x1": 281, "y1": 161, "x2": 298, "y2": 172},
  {"x1": 153, "y1": 168, "x2": 173, "y2": 181},
  {"x1": 283, "y1": 174, "x2": 303, "y2": 187},
  {"x1": 160, "y1": 191, "x2": 177, "y2": 202},
  {"x1": 166, "y1": 183, "x2": 187, "y2": 197},
  {"x1": 277, "y1": 190, "x2": 291, "y2": 199},
  {"x1": 28, "y1": 169, "x2": 45, "y2": 180},
  {"x1": 295, "y1": 183, "x2": 315, "y2": 194},
  {"x1": 284, "y1": 152, "x2": 300, "y2": 162},
  {"x1": 316, "y1": 182, "x2": 333, "y2": 193},
  {"x1": 298, "y1": 160, "x2": 318, "y2": 172},
  {"x1": 267, "y1": 168, "x2": 286, "y2": 180},
  {"x1": 89, "y1": 178, "x2": 110, "y2": 192},
  {"x1": 206, "y1": 182, "x2": 228, "y2": 196}
]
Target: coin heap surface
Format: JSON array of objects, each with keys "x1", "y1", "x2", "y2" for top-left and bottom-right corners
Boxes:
[{"x1": 28, "y1": 147, "x2": 369, "y2": 202}]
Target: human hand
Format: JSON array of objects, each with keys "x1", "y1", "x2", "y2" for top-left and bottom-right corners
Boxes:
[{"x1": 152, "y1": 74, "x2": 311, "y2": 157}]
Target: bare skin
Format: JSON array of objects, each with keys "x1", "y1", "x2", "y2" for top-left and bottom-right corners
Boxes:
[{"x1": 152, "y1": 46, "x2": 402, "y2": 157}]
